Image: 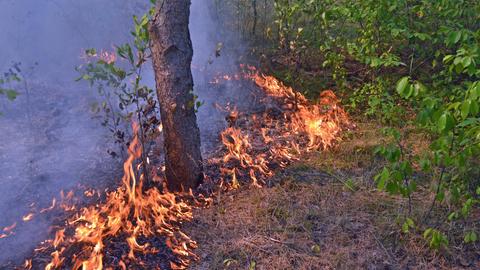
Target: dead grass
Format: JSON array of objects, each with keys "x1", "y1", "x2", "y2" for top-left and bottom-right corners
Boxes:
[
  {"x1": 185, "y1": 122, "x2": 479, "y2": 270},
  {"x1": 187, "y1": 181, "x2": 395, "y2": 270}
]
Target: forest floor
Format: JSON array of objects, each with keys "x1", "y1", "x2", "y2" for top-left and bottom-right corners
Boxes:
[{"x1": 185, "y1": 122, "x2": 480, "y2": 270}]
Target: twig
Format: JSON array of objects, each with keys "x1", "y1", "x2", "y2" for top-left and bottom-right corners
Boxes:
[
  {"x1": 262, "y1": 235, "x2": 293, "y2": 245},
  {"x1": 424, "y1": 129, "x2": 455, "y2": 223}
]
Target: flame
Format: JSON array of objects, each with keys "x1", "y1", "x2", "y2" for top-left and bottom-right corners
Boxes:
[
  {"x1": 53, "y1": 229, "x2": 65, "y2": 248},
  {"x1": 22, "y1": 213, "x2": 34, "y2": 222},
  {"x1": 45, "y1": 250, "x2": 64, "y2": 270},
  {"x1": 40, "y1": 198, "x2": 57, "y2": 213},
  {"x1": 216, "y1": 66, "x2": 352, "y2": 189},
  {"x1": 19, "y1": 65, "x2": 349, "y2": 268},
  {"x1": 34, "y1": 123, "x2": 199, "y2": 269},
  {"x1": 23, "y1": 259, "x2": 32, "y2": 270},
  {"x1": 3, "y1": 222, "x2": 17, "y2": 232},
  {"x1": 253, "y1": 74, "x2": 351, "y2": 150}
]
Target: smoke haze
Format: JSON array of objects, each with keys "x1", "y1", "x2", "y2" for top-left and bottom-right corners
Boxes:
[{"x1": 0, "y1": 0, "x2": 245, "y2": 265}]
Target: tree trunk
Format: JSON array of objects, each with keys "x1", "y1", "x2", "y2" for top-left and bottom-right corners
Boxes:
[{"x1": 149, "y1": 0, "x2": 203, "y2": 191}]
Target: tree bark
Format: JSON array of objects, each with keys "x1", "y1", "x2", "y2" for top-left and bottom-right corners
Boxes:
[{"x1": 149, "y1": 0, "x2": 203, "y2": 191}]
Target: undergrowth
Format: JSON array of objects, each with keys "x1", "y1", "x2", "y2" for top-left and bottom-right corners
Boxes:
[{"x1": 219, "y1": 0, "x2": 480, "y2": 253}]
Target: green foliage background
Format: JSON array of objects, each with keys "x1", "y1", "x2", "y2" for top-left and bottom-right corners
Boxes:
[{"x1": 217, "y1": 0, "x2": 480, "y2": 250}]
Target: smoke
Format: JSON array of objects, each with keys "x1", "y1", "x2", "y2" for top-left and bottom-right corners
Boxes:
[
  {"x1": 0, "y1": 0, "x2": 149, "y2": 264},
  {"x1": 190, "y1": 1, "x2": 255, "y2": 153},
  {"x1": 0, "y1": 0, "x2": 246, "y2": 265}
]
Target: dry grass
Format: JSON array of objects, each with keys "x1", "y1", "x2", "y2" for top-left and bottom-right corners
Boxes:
[
  {"x1": 187, "y1": 182, "x2": 395, "y2": 270},
  {"x1": 184, "y1": 122, "x2": 479, "y2": 270}
]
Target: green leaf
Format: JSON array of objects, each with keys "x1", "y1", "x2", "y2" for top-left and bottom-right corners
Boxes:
[
  {"x1": 6, "y1": 90, "x2": 18, "y2": 101},
  {"x1": 464, "y1": 231, "x2": 477, "y2": 243},
  {"x1": 423, "y1": 228, "x2": 432, "y2": 238},
  {"x1": 420, "y1": 158, "x2": 431, "y2": 171},
  {"x1": 387, "y1": 147, "x2": 401, "y2": 162},
  {"x1": 462, "y1": 57, "x2": 472, "y2": 68},
  {"x1": 402, "y1": 218, "x2": 415, "y2": 233},
  {"x1": 386, "y1": 181, "x2": 399, "y2": 194},
  {"x1": 414, "y1": 82, "x2": 427, "y2": 96},
  {"x1": 436, "y1": 191, "x2": 445, "y2": 202},
  {"x1": 400, "y1": 161, "x2": 413, "y2": 176},
  {"x1": 396, "y1": 77, "x2": 410, "y2": 97},
  {"x1": 402, "y1": 222, "x2": 409, "y2": 233},
  {"x1": 447, "y1": 212, "x2": 458, "y2": 221},
  {"x1": 376, "y1": 168, "x2": 389, "y2": 190},
  {"x1": 423, "y1": 97, "x2": 436, "y2": 109},
  {"x1": 447, "y1": 31, "x2": 462, "y2": 45},
  {"x1": 405, "y1": 84, "x2": 414, "y2": 98},
  {"x1": 458, "y1": 118, "x2": 478, "y2": 127},
  {"x1": 443, "y1": 54, "x2": 454, "y2": 63},
  {"x1": 470, "y1": 100, "x2": 479, "y2": 115},
  {"x1": 438, "y1": 113, "x2": 454, "y2": 132},
  {"x1": 461, "y1": 100, "x2": 471, "y2": 119}
]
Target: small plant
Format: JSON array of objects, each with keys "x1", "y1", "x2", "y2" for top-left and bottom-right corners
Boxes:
[
  {"x1": 376, "y1": 61, "x2": 480, "y2": 249},
  {"x1": 464, "y1": 230, "x2": 478, "y2": 244},
  {"x1": 423, "y1": 228, "x2": 449, "y2": 250},
  {"x1": 76, "y1": 9, "x2": 160, "y2": 160},
  {"x1": 374, "y1": 128, "x2": 416, "y2": 216},
  {"x1": 401, "y1": 217, "x2": 415, "y2": 233},
  {"x1": 349, "y1": 80, "x2": 405, "y2": 124},
  {"x1": 0, "y1": 63, "x2": 21, "y2": 102}
]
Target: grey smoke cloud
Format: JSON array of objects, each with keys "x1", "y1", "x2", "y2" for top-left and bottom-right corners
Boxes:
[
  {"x1": 0, "y1": 0, "x2": 246, "y2": 265},
  {"x1": 0, "y1": 0, "x2": 148, "y2": 265}
]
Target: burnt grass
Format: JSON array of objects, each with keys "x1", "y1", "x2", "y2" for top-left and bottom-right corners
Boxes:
[{"x1": 184, "y1": 122, "x2": 480, "y2": 270}]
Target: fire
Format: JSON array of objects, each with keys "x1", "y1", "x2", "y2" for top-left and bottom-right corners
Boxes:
[
  {"x1": 0, "y1": 222, "x2": 16, "y2": 239},
  {"x1": 255, "y1": 75, "x2": 350, "y2": 150},
  {"x1": 40, "y1": 198, "x2": 57, "y2": 213},
  {"x1": 23, "y1": 259, "x2": 32, "y2": 270},
  {"x1": 22, "y1": 213, "x2": 34, "y2": 222},
  {"x1": 215, "y1": 66, "x2": 352, "y2": 188},
  {"x1": 31, "y1": 123, "x2": 200, "y2": 269},
  {"x1": 45, "y1": 250, "x2": 64, "y2": 270},
  {"x1": 17, "y1": 65, "x2": 349, "y2": 269},
  {"x1": 53, "y1": 229, "x2": 65, "y2": 248}
]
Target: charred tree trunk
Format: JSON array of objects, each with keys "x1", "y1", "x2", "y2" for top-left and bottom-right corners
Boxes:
[{"x1": 149, "y1": 0, "x2": 203, "y2": 191}]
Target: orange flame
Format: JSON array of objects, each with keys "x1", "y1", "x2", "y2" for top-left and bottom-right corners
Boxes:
[
  {"x1": 22, "y1": 213, "x2": 34, "y2": 222},
  {"x1": 22, "y1": 65, "x2": 350, "y2": 269},
  {"x1": 36, "y1": 123, "x2": 198, "y2": 269},
  {"x1": 23, "y1": 259, "x2": 32, "y2": 270},
  {"x1": 217, "y1": 67, "x2": 352, "y2": 189}
]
